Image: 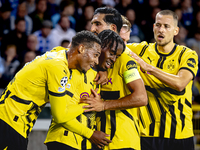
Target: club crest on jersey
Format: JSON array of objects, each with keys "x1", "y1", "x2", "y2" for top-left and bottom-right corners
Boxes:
[
  {"x1": 167, "y1": 59, "x2": 175, "y2": 71},
  {"x1": 80, "y1": 92, "x2": 89, "y2": 98},
  {"x1": 60, "y1": 76, "x2": 68, "y2": 87},
  {"x1": 126, "y1": 61, "x2": 137, "y2": 70},
  {"x1": 187, "y1": 58, "x2": 196, "y2": 68}
]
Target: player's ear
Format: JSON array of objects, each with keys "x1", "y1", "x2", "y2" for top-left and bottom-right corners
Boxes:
[
  {"x1": 174, "y1": 26, "x2": 179, "y2": 36},
  {"x1": 111, "y1": 24, "x2": 117, "y2": 33},
  {"x1": 78, "y1": 45, "x2": 85, "y2": 53}
]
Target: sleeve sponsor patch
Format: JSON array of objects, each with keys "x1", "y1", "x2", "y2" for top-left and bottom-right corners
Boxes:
[
  {"x1": 187, "y1": 58, "x2": 196, "y2": 68},
  {"x1": 126, "y1": 60, "x2": 137, "y2": 70}
]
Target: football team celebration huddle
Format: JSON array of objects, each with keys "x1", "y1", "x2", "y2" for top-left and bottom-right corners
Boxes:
[{"x1": 0, "y1": 4, "x2": 198, "y2": 150}]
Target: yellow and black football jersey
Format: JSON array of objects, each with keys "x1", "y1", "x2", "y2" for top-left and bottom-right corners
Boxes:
[
  {"x1": 127, "y1": 42, "x2": 198, "y2": 139},
  {"x1": 97, "y1": 49, "x2": 141, "y2": 150},
  {"x1": 45, "y1": 68, "x2": 100, "y2": 150},
  {"x1": 0, "y1": 47, "x2": 85, "y2": 138}
]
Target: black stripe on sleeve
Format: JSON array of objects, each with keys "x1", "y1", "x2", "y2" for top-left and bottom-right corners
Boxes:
[
  {"x1": 139, "y1": 45, "x2": 148, "y2": 57},
  {"x1": 179, "y1": 67, "x2": 196, "y2": 80},
  {"x1": 48, "y1": 90, "x2": 73, "y2": 97},
  {"x1": 178, "y1": 48, "x2": 186, "y2": 64}
]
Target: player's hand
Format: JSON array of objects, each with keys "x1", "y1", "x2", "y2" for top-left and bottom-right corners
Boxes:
[
  {"x1": 129, "y1": 51, "x2": 150, "y2": 72},
  {"x1": 89, "y1": 131, "x2": 111, "y2": 149},
  {"x1": 80, "y1": 89, "x2": 104, "y2": 112},
  {"x1": 94, "y1": 71, "x2": 108, "y2": 85}
]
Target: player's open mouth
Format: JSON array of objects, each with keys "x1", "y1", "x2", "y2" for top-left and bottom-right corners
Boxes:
[
  {"x1": 106, "y1": 61, "x2": 111, "y2": 69},
  {"x1": 157, "y1": 35, "x2": 164, "y2": 40}
]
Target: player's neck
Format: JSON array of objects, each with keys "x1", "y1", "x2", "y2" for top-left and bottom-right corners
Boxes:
[
  {"x1": 157, "y1": 42, "x2": 175, "y2": 54},
  {"x1": 67, "y1": 50, "x2": 78, "y2": 69}
]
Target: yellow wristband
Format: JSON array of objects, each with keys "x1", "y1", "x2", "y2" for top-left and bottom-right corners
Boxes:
[{"x1": 123, "y1": 68, "x2": 141, "y2": 84}]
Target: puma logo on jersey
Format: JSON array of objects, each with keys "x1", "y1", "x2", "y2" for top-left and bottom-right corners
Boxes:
[{"x1": 147, "y1": 57, "x2": 154, "y2": 64}]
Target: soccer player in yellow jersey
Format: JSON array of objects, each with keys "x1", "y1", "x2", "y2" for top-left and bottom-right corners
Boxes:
[
  {"x1": 0, "y1": 30, "x2": 111, "y2": 150},
  {"x1": 126, "y1": 10, "x2": 198, "y2": 150},
  {"x1": 44, "y1": 30, "x2": 125, "y2": 150},
  {"x1": 80, "y1": 7, "x2": 148, "y2": 150},
  {"x1": 93, "y1": 10, "x2": 198, "y2": 150}
]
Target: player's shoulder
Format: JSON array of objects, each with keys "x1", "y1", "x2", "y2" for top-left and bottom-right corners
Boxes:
[
  {"x1": 50, "y1": 46, "x2": 68, "y2": 52},
  {"x1": 176, "y1": 44, "x2": 198, "y2": 57}
]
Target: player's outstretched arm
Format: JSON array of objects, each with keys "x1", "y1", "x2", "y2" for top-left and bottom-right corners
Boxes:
[
  {"x1": 130, "y1": 51, "x2": 194, "y2": 91},
  {"x1": 80, "y1": 76, "x2": 148, "y2": 112}
]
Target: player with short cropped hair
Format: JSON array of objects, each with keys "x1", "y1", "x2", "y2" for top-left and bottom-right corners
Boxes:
[
  {"x1": 126, "y1": 9, "x2": 198, "y2": 150},
  {"x1": 0, "y1": 30, "x2": 111, "y2": 150}
]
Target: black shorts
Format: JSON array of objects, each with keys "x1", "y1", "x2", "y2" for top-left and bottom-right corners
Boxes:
[
  {"x1": 46, "y1": 142, "x2": 79, "y2": 150},
  {"x1": 0, "y1": 119, "x2": 28, "y2": 150},
  {"x1": 141, "y1": 136, "x2": 194, "y2": 150}
]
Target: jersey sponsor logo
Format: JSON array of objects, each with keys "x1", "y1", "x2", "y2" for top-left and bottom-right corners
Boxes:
[
  {"x1": 126, "y1": 61, "x2": 137, "y2": 70},
  {"x1": 60, "y1": 76, "x2": 68, "y2": 87},
  {"x1": 167, "y1": 59, "x2": 175, "y2": 71},
  {"x1": 80, "y1": 92, "x2": 89, "y2": 98},
  {"x1": 187, "y1": 58, "x2": 196, "y2": 68}
]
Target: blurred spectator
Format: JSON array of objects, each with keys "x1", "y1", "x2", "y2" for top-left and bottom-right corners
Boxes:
[
  {"x1": 1, "y1": 17, "x2": 27, "y2": 57},
  {"x1": 84, "y1": 20, "x2": 92, "y2": 31},
  {"x1": 174, "y1": 25, "x2": 188, "y2": 45},
  {"x1": 25, "y1": 0, "x2": 36, "y2": 14},
  {"x1": 0, "y1": 44, "x2": 20, "y2": 88},
  {"x1": 18, "y1": 34, "x2": 39, "y2": 62},
  {"x1": 29, "y1": 0, "x2": 51, "y2": 33},
  {"x1": 141, "y1": 7, "x2": 161, "y2": 42},
  {"x1": 0, "y1": 2, "x2": 13, "y2": 42},
  {"x1": 180, "y1": 0, "x2": 193, "y2": 30},
  {"x1": 0, "y1": 56, "x2": 5, "y2": 78},
  {"x1": 49, "y1": 15, "x2": 76, "y2": 48},
  {"x1": 73, "y1": 0, "x2": 87, "y2": 21},
  {"x1": 33, "y1": 20, "x2": 53, "y2": 54},
  {"x1": 10, "y1": 1, "x2": 33, "y2": 35},
  {"x1": 189, "y1": 11, "x2": 200, "y2": 38},
  {"x1": 125, "y1": 8, "x2": 144, "y2": 42},
  {"x1": 46, "y1": 0, "x2": 59, "y2": 17},
  {"x1": 75, "y1": 4, "x2": 94, "y2": 32},
  {"x1": 186, "y1": 28, "x2": 200, "y2": 57},
  {"x1": 15, "y1": 50, "x2": 37, "y2": 73},
  {"x1": 102, "y1": 0, "x2": 116, "y2": 7},
  {"x1": 174, "y1": 8, "x2": 184, "y2": 26},
  {"x1": 51, "y1": 0, "x2": 76, "y2": 29},
  {"x1": 114, "y1": 0, "x2": 132, "y2": 16},
  {"x1": 60, "y1": 39, "x2": 70, "y2": 48},
  {"x1": 169, "y1": 0, "x2": 181, "y2": 11},
  {"x1": 192, "y1": 0, "x2": 200, "y2": 17},
  {"x1": 91, "y1": 0, "x2": 106, "y2": 10}
]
